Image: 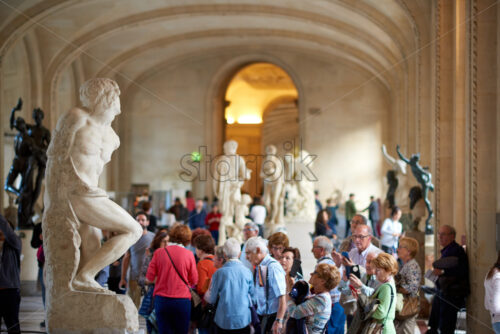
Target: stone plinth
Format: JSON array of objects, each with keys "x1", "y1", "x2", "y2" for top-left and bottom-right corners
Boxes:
[{"x1": 47, "y1": 292, "x2": 138, "y2": 334}]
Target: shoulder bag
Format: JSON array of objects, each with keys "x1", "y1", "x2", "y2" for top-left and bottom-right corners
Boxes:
[
  {"x1": 164, "y1": 247, "x2": 203, "y2": 319},
  {"x1": 361, "y1": 283, "x2": 394, "y2": 334}
]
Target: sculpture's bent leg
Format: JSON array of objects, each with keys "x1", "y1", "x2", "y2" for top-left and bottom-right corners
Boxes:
[
  {"x1": 423, "y1": 187, "x2": 434, "y2": 234},
  {"x1": 70, "y1": 196, "x2": 142, "y2": 293}
]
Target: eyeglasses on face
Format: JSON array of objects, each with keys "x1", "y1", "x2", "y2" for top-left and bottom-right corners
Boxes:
[{"x1": 351, "y1": 235, "x2": 370, "y2": 240}]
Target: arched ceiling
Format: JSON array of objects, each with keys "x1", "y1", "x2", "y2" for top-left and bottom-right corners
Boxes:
[{"x1": 0, "y1": 0, "x2": 420, "y2": 106}]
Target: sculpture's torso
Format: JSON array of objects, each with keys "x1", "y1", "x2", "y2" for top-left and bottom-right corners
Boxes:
[{"x1": 71, "y1": 116, "x2": 119, "y2": 187}]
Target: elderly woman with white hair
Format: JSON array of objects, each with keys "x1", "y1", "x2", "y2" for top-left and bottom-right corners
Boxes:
[{"x1": 206, "y1": 238, "x2": 254, "y2": 333}]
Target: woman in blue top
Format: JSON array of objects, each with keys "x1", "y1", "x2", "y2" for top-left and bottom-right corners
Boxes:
[{"x1": 207, "y1": 238, "x2": 254, "y2": 333}]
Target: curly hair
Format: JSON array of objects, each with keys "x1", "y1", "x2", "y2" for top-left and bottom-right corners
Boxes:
[
  {"x1": 268, "y1": 232, "x2": 289, "y2": 249},
  {"x1": 79, "y1": 78, "x2": 120, "y2": 110},
  {"x1": 315, "y1": 263, "x2": 341, "y2": 290},
  {"x1": 193, "y1": 234, "x2": 215, "y2": 255},
  {"x1": 372, "y1": 253, "x2": 399, "y2": 276},
  {"x1": 169, "y1": 224, "x2": 192, "y2": 246},
  {"x1": 191, "y1": 227, "x2": 211, "y2": 243}
]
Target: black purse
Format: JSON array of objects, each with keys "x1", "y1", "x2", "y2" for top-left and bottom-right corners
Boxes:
[{"x1": 199, "y1": 297, "x2": 219, "y2": 329}]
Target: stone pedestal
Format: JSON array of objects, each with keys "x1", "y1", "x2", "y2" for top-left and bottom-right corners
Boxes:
[{"x1": 47, "y1": 293, "x2": 138, "y2": 334}]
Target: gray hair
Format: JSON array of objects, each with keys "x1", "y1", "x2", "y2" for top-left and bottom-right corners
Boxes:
[
  {"x1": 223, "y1": 238, "x2": 241, "y2": 259},
  {"x1": 441, "y1": 225, "x2": 456, "y2": 237},
  {"x1": 245, "y1": 236, "x2": 268, "y2": 255},
  {"x1": 315, "y1": 236, "x2": 333, "y2": 253},
  {"x1": 215, "y1": 245, "x2": 225, "y2": 260},
  {"x1": 80, "y1": 78, "x2": 120, "y2": 110},
  {"x1": 244, "y1": 222, "x2": 259, "y2": 232}
]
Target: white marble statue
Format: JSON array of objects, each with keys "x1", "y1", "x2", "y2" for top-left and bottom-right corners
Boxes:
[
  {"x1": 42, "y1": 78, "x2": 142, "y2": 333},
  {"x1": 227, "y1": 193, "x2": 252, "y2": 243},
  {"x1": 261, "y1": 145, "x2": 285, "y2": 229},
  {"x1": 381, "y1": 144, "x2": 409, "y2": 208},
  {"x1": 212, "y1": 140, "x2": 251, "y2": 245},
  {"x1": 285, "y1": 150, "x2": 316, "y2": 223}
]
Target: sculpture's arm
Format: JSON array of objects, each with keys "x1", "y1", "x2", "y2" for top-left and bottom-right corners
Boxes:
[
  {"x1": 396, "y1": 145, "x2": 410, "y2": 164},
  {"x1": 211, "y1": 157, "x2": 220, "y2": 197},
  {"x1": 239, "y1": 155, "x2": 251, "y2": 180},
  {"x1": 381, "y1": 144, "x2": 397, "y2": 166},
  {"x1": 48, "y1": 108, "x2": 87, "y2": 161},
  {"x1": 10, "y1": 98, "x2": 22, "y2": 130}
]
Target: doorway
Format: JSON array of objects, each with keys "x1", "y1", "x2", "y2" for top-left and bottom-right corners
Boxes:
[{"x1": 223, "y1": 62, "x2": 298, "y2": 198}]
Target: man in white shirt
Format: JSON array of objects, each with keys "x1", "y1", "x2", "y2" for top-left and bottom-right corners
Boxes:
[
  {"x1": 343, "y1": 224, "x2": 382, "y2": 268},
  {"x1": 250, "y1": 197, "x2": 266, "y2": 237}
]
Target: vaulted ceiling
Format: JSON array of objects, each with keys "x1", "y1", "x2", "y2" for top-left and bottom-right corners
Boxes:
[{"x1": 0, "y1": 0, "x2": 424, "y2": 116}]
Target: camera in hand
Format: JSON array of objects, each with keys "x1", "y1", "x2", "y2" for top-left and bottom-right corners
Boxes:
[{"x1": 346, "y1": 264, "x2": 361, "y2": 279}]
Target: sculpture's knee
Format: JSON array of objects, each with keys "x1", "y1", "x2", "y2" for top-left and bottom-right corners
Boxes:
[{"x1": 129, "y1": 222, "x2": 142, "y2": 243}]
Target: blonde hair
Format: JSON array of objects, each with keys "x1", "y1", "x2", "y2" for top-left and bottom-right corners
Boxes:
[
  {"x1": 399, "y1": 237, "x2": 419, "y2": 258},
  {"x1": 315, "y1": 263, "x2": 341, "y2": 290},
  {"x1": 372, "y1": 253, "x2": 399, "y2": 275}
]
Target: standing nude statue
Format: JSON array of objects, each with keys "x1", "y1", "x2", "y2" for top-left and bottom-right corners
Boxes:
[
  {"x1": 5, "y1": 98, "x2": 51, "y2": 228},
  {"x1": 261, "y1": 145, "x2": 285, "y2": 229},
  {"x1": 212, "y1": 140, "x2": 251, "y2": 245},
  {"x1": 43, "y1": 78, "x2": 142, "y2": 295},
  {"x1": 382, "y1": 144, "x2": 408, "y2": 208},
  {"x1": 396, "y1": 145, "x2": 435, "y2": 233}
]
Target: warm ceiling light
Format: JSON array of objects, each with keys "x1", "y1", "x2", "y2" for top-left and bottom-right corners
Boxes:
[
  {"x1": 226, "y1": 116, "x2": 235, "y2": 124},
  {"x1": 237, "y1": 115, "x2": 262, "y2": 124}
]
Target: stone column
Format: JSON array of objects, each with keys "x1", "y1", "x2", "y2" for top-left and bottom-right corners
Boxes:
[{"x1": 435, "y1": 0, "x2": 499, "y2": 332}]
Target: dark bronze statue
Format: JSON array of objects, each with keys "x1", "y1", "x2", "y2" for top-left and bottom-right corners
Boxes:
[
  {"x1": 4, "y1": 98, "x2": 50, "y2": 228},
  {"x1": 396, "y1": 145, "x2": 434, "y2": 234},
  {"x1": 386, "y1": 170, "x2": 398, "y2": 208}
]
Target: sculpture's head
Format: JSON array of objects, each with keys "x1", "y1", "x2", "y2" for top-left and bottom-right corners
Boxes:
[
  {"x1": 80, "y1": 78, "x2": 121, "y2": 123},
  {"x1": 32, "y1": 108, "x2": 44, "y2": 125},
  {"x1": 14, "y1": 117, "x2": 26, "y2": 132},
  {"x1": 265, "y1": 144, "x2": 277, "y2": 155},
  {"x1": 410, "y1": 153, "x2": 420, "y2": 163},
  {"x1": 223, "y1": 140, "x2": 238, "y2": 155}
]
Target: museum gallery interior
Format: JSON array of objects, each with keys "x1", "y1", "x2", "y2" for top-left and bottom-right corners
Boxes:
[{"x1": 0, "y1": 0, "x2": 499, "y2": 333}]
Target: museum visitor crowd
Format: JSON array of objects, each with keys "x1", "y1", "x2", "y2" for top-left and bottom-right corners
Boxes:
[{"x1": 0, "y1": 193, "x2": 499, "y2": 334}]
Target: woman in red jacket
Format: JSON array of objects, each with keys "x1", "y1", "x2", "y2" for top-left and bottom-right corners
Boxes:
[{"x1": 146, "y1": 224, "x2": 198, "y2": 333}]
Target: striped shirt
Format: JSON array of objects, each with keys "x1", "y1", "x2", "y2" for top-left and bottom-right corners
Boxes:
[{"x1": 288, "y1": 292, "x2": 332, "y2": 333}]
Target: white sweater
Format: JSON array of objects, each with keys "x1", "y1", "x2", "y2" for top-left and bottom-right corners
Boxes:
[{"x1": 484, "y1": 270, "x2": 500, "y2": 323}]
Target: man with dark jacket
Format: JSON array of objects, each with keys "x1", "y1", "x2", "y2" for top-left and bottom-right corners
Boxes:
[
  {"x1": 427, "y1": 225, "x2": 469, "y2": 334},
  {"x1": 0, "y1": 214, "x2": 22, "y2": 333},
  {"x1": 188, "y1": 199, "x2": 207, "y2": 230}
]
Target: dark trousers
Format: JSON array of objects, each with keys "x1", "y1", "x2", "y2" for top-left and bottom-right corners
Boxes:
[
  {"x1": 258, "y1": 313, "x2": 276, "y2": 334},
  {"x1": 0, "y1": 288, "x2": 21, "y2": 333},
  {"x1": 344, "y1": 220, "x2": 351, "y2": 238},
  {"x1": 428, "y1": 292, "x2": 463, "y2": 334},
  {"x1": 216, "y1": 325, "x2": 251, "y2": 334},
  {"x1": 107, "y1": 277, "x2": 125, "y2": 294},
  {"x1": 210, "y1": 230, "x2": 219, "y2": 245},
  {"x1": 154, "y1": 296, "x2": 191, "y2": 334}
]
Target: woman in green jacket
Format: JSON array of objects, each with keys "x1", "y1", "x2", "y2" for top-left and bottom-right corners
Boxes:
[{"x1": 370, "y1": 252, "x2": 398, "y2": 334}]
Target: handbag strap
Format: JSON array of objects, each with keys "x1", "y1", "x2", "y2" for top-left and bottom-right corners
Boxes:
[
  {"x1": 164, "y1": 247, "x2": 191, "y2": 291},
  {"x1": 381, "y1": 283, "x2": 395, "y2": 326}
]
